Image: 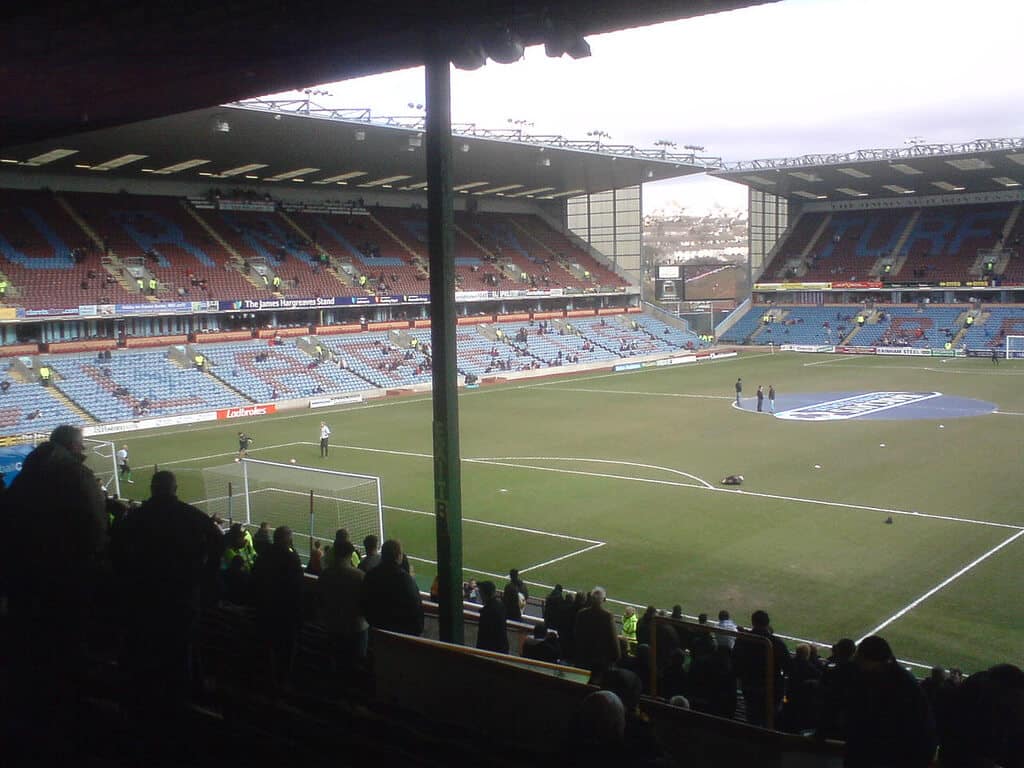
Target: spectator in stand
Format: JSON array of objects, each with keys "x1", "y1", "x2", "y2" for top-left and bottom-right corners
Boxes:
[
  {"x1": 936, "y1": 663, "x2": 1024, "y2": 768},
  {"x1": 358, "y1": 534, "x2": 381, "y2": 573},
  {"x1": 476, "y1": 580, "x2": 509, "y2": 654},
  {"x1": 844, "y1": 635, "x2": 936, "y2": 768},
  {"x1": 621, "y1": 606, "x2": 638, "y2": 650},
  {"x1": 732, "y1": 609, "x2": 792, "y2": 728},
  {"x1": 318, "y1": 539, "x2": 368, "y2": 679},
  {"x1": 3, "y1": 424, "x2": 107, "y2": 749},
  {"x1": 522, "y1": 621, "x2": 562, "y2": 664},
  {"x1": 222, "y1": 555, "x2": 252, "y2": 606},
  {"x1": 601, "y1": 668, "x2": 672, "y2": 765},
  {"x1": 637, "y1": 605, "x2": 657, "y2": 647},
  {"x1": 253, "y1": 520, "x2": 272, "y2": 557},
  {"x1": 251, "y1": 526, "x2": 305, "y2": 693},
  {"x1": 110, "y1": 470, "x2": 223, "y2": 720},
  {"x1": 325, "y1": 528, "x2": 361, "y2": 569},
  {"x1": 573, "y1": 586, "x2": 621, "y2": 677},
  {"x1": 688, "y1": 643, "x2": 737, "y2": 719},
  {"x1": 716, "y1": 609, "x2": 738, "y2": 651},
  {"x1": 503, "y1": 578, "x2": 524, "y2": 621},
  {"x1": 307, "y1": 539, "x2": 324, "y2": 575},
  {"x1": 816, "y1": 637, "x2": 858, "y2": 741},
  {"x1": 781, "y1": 643, "x2": 824, "y2": 733},
  {"x1": 544, "y1": 583, "x2": 564, "y2": 624},
  {"x1": 361, "y1": 539, "x2": 423, "y2": 637},
  {"x1": 463, "y1": 578, "x2": 481, "y2": 603},
  {"x1": 658, "y1": 647, "x2": 688, "y2": 701}
]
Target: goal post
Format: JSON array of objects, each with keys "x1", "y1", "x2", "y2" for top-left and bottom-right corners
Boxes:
[
  {"x1": 15, "y1": 432, "x2": 120, "y2": 497},
  {"x1": 200, "y1": 458, "x2": 383, "y2": 557},
  {"x1": 1005, "y1": 335, "x2": 1024, "y2": 360},
  {"x1": 84, "y1": 437, "x2": 121, "y2": 499}
]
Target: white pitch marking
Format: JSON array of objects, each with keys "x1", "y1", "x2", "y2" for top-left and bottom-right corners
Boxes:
[
  {"x1": 803, "y1": 355, "x2": 859, "y2": 368},
  {"x1": 158, "y1": 441, "x2": 308, "y2": 466},
  {"x1": 469, "y1": 456, "x2": 717, "y2": 489},
  {"x1": 555, "y1": 387, "x2": 732, "y2": 400},
  {"x1": 384, "y1": 503, "x2": 603, "y2": 544},
  {"x1": 518, "y1": 542, "x2": 607, "y2": 574},
  {"x1": 858, "y1": 528, "x2": 1024, "y2": 642},
  {"x1": 514, "y1": 350, "x2": 773, "y2": 392}
]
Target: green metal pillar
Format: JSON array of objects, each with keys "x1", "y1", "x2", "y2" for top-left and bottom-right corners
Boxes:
[{"x1": 425, "y1": 37, "x2": 464, "y2": 645}]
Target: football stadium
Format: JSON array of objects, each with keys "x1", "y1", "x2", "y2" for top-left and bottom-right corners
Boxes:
[{"x1": 3, "y1": 2, "x2": 1023, "y2": 766}]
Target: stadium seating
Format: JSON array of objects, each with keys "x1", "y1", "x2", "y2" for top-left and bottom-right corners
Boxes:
[
  {"x1": 195, "y1": 339, "x2": 373, "y2": 401},
  {"x1": 762, "y1": 203, "x2": 1016, "y2": 285},
  {"x1": 198, "y1": 209, "x2": 351, "y2": 299},
  {"x1": 65, "y1": 192, "x2": 268, "y2": 302},
  {"x1": 0, "y1": 377, "x2": 85, "y2": 436},
  {"x1": 320, "y1": 332, "x2": 433, "y2": 388},
  {"x1": 961, "y1": 306, "x2": 1024, "y2": 350},
  {"x1": 47, "y1": 350, "x2": 240, "y2": 422},
  {"x1": 894, "y1": 204, "x2": 1011, "y2": 282},
  {"x1": 0, "y1": 189, "x2": 138, "y2": 308},
  {"x1": 850, "y1": 306, "x2": 963, "y2": 348},
  {"x1": 285, "y1": 209, "x2": 419, "y2": 295},
  {"x1": 802, "y1": 210, "x2": 910, "y2": 282}
]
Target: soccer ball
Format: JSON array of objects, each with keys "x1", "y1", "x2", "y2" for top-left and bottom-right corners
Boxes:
[
  {"x1": 234, "y1": 457, "x2": 240, "y2": 463},
  {"x1": 290, "y1": 458, "x2": 296, "y2": 464}
]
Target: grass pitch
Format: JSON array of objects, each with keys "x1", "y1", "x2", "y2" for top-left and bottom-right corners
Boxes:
[{"x1": 114, "y1": 351, "x2": 1024, "y2": 672}]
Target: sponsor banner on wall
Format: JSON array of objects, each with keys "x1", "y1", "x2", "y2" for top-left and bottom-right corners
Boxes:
[
  {"x1": 614, "y1": 362, "x2": 642, "y2": 372},
  {"x1": 832, "y1": 281, "x2": 883, "y2": 289},
  {"x1": 781, "y1": 344, "x2": 836, "y2": 353},
  {"x1": 654, "y1": 355, "x2": 697, "y2": 367},
  {"x1": 83, "y1": 410, "x2": 218, "y2": 437},
  {"x1": 216, "y1": 199, "x2": 277, "y2": 212},
  {"x1": 835, "y1": 346, "x2": 877, "y2": 355},
  {"x1": 754, "y1": 282, "x2": 832, "y2": 292},
  {"x1": 216, "y1": 403, "x2": 278, "y2": 420},
  {"x1": 21, "y1": 306, "x2": 82, "y2": 318},
  {"x1": 805, "y1": 188, "x2": 1024, "y2": 213},
  {"x1": 309, "y1": 395, "x2": 364, "y2": 409},
  {"x1": 876, "y1": 347, "x2": 932, "y2": 356}
]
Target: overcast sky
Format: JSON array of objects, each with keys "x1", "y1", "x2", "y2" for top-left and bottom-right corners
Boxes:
[{"x1": 267, "y1": 0, "x2": 1024, "y2": 216}]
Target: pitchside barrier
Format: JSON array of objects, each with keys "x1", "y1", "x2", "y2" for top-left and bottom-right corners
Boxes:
[{"x1": 200, "y1": 458, "x2": 383, "y2": 558}]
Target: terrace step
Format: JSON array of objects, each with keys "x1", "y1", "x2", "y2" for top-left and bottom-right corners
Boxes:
[
  {"x1": 55, "y1": 193, "x2": 105, "y2": 252},
  {"x1": 50, "y1": 381, "x2": 97, "y2": 423},
  {"x1": 183, "y1": 202, "x2": 268, "y2": 293}
]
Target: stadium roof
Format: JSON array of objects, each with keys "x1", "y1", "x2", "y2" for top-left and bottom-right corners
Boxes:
[
  {"x1": 1, "y1": 0, "x2": 774, "y2": 149},
  {"x1": 0, "y1": 103, "x2": 710, "y2": 199},
  {"x1": 712, "y1": 138, "x2": 1024, "y2": 201}
]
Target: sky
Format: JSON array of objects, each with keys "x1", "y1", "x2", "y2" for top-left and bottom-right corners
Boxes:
[{"x1": 266, "y1": 0, "x2": 1024, "y2": 216}]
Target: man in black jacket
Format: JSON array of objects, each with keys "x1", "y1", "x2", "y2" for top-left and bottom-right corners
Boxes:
[
  {"x1": 111, "y1": 470, "x2": 224, "y2": 716},
  {"x1": 361, "y1": 539, "x2": 423, "y2": 637},
  {"x1": 476, "y1": 581, "x2": 509, "y2": 653}
]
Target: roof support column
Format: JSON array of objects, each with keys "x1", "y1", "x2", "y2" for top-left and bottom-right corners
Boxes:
[{"x1": 425, "y1": 36, "x2": 464, "y2": 645}]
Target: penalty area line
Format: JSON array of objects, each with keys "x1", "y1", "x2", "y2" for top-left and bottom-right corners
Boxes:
[{"x1": 857, "y1": 528, "x2": 1024, "y2": 642}]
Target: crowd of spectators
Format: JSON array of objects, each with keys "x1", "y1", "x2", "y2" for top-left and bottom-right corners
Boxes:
[{"x1": 2, "y1": 425, "x2": 1022, "y2": 767}]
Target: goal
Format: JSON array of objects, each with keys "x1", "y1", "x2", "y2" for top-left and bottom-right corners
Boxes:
[
  {"x1": 21, "y1": 432, "x2": 120, "y2": 497},
  {"x1": 85, "y1": 437, "x2": 121, "y2": 498},
  {"x1": 200, "y1": 458, "x2": 383, "y2": 555},
  {"x1": 1005, "y1": 335, "x2": 1024, "y2": 360}
]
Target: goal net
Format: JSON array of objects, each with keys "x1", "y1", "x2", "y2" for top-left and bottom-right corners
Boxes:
[
  {"x1": 1005, "y1": 335, "x2": 1024, "y2": 360},
  {"x1": 200, "y1": 458, "x2": 383, "y2": 557}
]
